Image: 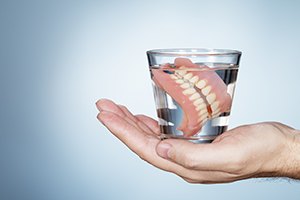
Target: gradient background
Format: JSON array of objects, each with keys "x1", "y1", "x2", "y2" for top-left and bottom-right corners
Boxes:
[{"x1": 1, "y1": 0, "x2": 300, "y2": 199}]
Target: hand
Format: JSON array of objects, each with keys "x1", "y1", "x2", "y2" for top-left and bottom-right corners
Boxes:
[{"x1": 96, "y1": 99, "x2": 300, "y2": 183}]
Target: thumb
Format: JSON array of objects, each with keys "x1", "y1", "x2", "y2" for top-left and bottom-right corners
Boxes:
[{"x1": 156, "y1": 139, "x2": 226, "y2": 170}]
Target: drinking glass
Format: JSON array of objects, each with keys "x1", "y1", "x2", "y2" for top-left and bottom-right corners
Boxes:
[{"x1": 147, "y1": 48, "x2": 241, "y2": 143}]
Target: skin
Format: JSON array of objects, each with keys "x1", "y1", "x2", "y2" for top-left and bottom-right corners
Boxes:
[{"x1": 96, "y1": 98, "x2": 300, "y2": 184}]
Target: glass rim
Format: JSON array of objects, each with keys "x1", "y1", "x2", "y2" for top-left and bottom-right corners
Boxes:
[{"x1": 147, "y1": 48, "x2": 242, "y2": 56}]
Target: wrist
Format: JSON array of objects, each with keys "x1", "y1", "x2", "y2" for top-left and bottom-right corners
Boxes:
[{"x1": 281, "y1": 129, "x2": 300, "y2": 179}]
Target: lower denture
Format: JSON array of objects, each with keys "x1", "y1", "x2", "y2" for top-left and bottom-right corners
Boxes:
[{"x1": 152, "y1": 58, "x2": 232, "y2": 137}]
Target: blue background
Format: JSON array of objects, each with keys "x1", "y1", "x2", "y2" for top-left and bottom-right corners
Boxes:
[{"x1": 1, "y1": 0, "x2": 300, "y2": 199}]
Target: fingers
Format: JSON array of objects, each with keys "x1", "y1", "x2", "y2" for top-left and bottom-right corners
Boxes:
[
  {"x1": 156, "y1": 139, "x2": 234, "y2": 171},
  {"x1": 118, "y1": 104, "x2": 139, "y2": 123},
  {"x1": 97, "y1": 110, "x2": 180, "y2": 172},
  {"x1": 96, "y1": 99, "x2": 126, "y2": 117},
  {"x1": 97, "y1": 110, "x2": 152, "y2": 153},
  {"x1": 118, "y1": 105, "x2": 156, "y2": 135},
  {"x1": 96, "y1": 99, "x2": 158, "y2": 135},
  {"x1": 96, "y1": 99, "x2": 143, "y2": 132},
  {"x1": 135, "y1": 114, "x2": 160, "y2": 135}
]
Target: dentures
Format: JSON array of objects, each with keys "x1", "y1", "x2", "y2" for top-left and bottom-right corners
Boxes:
[{"x1": 152, "y1": 58, "x2": 232, "y2": 137}]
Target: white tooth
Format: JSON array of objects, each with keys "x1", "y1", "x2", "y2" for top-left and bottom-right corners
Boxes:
[
  {"x1": 189, "y1": 93, "x2": 201, "y2": 101},
  {"x1": 212, "y1": 111, "x2": 221, "y2": 118},
  {"x1": 175, "y1": 79, "x2": 185, "y2": 84},
  {"x1": 183, "y1": 88, "x2": 196, "y2": 95},
  {"x1": 213, "y1": 107, "x2": 220, "y2": 113},
  {"x1": 199, "y1": 113, "x2": 208, "y2": 121},
  {"x1": 211, "y1": 108, "x2": 221, "y2": 118},
  {"x1": 170, "y1": 74, "x2": 178, "y2": 80},
  {"x1": 193, "y1": 98, "x2": 204, "y2": 106},
  {"x1": 196, "y1": 80, "x2": 206, "y2": 89},
  {"x1": 212, "y1": 107, "x2": 220, "y2": 115},
  {"x1": 197, "y1": 115, "x2": 207, "y2": 123},
  {"x1": 201, "y1": 86, "x2": 211, "y2": 96},
  {"x1": 179, "y1": 66, "x2": 186, "y2": 69},
  {"x1": 183, "y1": 73, "x2": 193, "y2": 80},
  {"x1": 206, "y1": 93, "x2": 216, "y2": 104},
  {"x1": 199, "y1": 109, "x2": 208, "y2": 116},
  {"x1": 196, "y1": 103, "x2": 206, "y2": 111},
  {"x1": 190, "y1": 76, "x2": 199, "y2": 84},
  {"x1": 176, "y1": 69, "x2": 186, "y2": 76},
  {"x1": 211, "y1": 101, "x2": 220, "y2": 111},
  {"x1": 180, "y1": 83, "x2": 190, "y2": 89}
]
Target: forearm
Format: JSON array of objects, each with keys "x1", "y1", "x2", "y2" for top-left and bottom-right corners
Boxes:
[{"x1": 256, "y1": 124, "x2": 300, "y2": 180}]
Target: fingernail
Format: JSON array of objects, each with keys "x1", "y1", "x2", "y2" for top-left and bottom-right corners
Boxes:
[{"x1": 156, "y1": 142, "x2": 172, "y2": 159}]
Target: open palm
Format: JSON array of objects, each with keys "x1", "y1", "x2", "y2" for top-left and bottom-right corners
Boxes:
[{"x1": 96, "y1": 99, "x2": 297, "y2": 183}]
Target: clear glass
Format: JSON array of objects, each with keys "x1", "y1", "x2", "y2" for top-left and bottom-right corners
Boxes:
[{"x1": 147, "y1": 48, "x2": 242, "y2": 143}]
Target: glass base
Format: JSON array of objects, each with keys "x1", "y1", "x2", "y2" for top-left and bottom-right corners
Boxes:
[{"x1": 160, "y1": 134, "x2": 215, "y2": 144}]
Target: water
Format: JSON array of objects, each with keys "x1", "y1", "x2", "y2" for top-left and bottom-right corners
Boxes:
[{"x1": 150, "y1": 63, "x2": 239, "y2": 143}]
